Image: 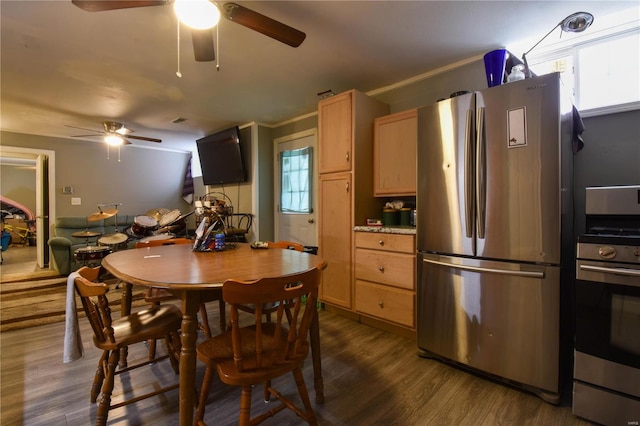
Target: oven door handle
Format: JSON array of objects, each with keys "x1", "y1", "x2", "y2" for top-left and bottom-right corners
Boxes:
[{"x1": 579, "y1": 264, "x2": 640, "y2": 280}]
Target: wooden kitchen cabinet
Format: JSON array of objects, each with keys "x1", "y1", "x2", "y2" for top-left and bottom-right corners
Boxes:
[
  {"x1": 354, "y1": 231, "x2": 416, "y2": 329},
  {"x1": 318, "y1": 90, "x2": 389, "y2": 309},
  {"x1": 373, "y1": 109, "x2": 417, "y2": 196},
  {"x1": 318, "y1": 92, "x2": 352, "y2": 174},
  {"x1": 318, "y1": 172, "x2": 352, "y2": 308}
]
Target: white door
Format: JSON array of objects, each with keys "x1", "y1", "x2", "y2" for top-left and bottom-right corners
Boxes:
[
  {"x1": 0, "y1": 146, "x2": 55, "y2": 269},
  {"x1": 274, "y1": 129, "x2": 317, "y2": 247}
]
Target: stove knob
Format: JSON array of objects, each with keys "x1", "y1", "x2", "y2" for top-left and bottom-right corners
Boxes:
[{"x1": 598, "y1": 245, "x2": 616, "y2": 259}]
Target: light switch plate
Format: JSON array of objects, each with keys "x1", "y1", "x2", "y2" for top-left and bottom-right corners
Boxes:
[{"x1": 71, "y1": 197, "x2": 81, "y2": 206}]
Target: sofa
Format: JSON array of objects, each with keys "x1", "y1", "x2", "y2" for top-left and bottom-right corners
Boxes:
[{"x1": 48, "y1": 215, "x2": 136, "y2": 275}]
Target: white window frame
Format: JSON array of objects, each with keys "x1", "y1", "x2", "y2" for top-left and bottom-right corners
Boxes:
[
  {"x1": 528, "y1": 28, "x2": 640, "y2": 117},
  {"x1": 509, "y1": 7, "x2": 640, "y2": 118},
  {"x1": 279, "y1": 146, "x2": 313, "y2": 214}
]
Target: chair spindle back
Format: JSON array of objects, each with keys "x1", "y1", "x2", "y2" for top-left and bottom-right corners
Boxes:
[
  {"x1": 74, "y1": 269, "x2": 115, "y2": 344},
  {"x1": 224, "y1": 267, "x2": 319, "y2": 372}
]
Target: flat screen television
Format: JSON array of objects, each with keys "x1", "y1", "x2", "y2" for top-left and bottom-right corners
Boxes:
[{"x1": 196, "y1": 126, "x2": 247, "y2": 185}]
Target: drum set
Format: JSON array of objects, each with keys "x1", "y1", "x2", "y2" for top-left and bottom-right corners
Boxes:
[{"x1": 73, "y1": 204, "x2": 192, "y2": 266}]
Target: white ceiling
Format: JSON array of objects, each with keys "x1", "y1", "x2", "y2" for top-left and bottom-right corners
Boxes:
[{"x1": 1, "y1": 1, "x2": 637, "y2": 153}]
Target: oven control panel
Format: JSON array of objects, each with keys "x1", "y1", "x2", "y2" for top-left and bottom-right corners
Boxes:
[{"x1": 578, "y1": 242, "x2": 640, "y2": 264}]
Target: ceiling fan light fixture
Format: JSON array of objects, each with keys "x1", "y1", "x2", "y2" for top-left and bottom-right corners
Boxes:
[
  {"x1": 174, "y1": 0, "x2": 220, "y2": 30},
  {"x1": 105, "y1": 134, "x2": 125, "y2": 146}
]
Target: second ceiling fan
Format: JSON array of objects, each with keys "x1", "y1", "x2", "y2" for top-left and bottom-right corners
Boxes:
[
  {"x1": 71, "y1": 0, "x2": 306, "y2": 62},
  {"x1": 66, "y1": 121, "x2": 162, "y2": 145}
]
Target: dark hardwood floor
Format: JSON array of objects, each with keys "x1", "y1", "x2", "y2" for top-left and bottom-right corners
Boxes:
[{"x1": 1, "y1": 297, "x2": 593, "y2": 426}]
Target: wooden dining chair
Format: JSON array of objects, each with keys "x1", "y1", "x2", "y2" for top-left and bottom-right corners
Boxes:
[
  {"x1": 267, "y1": 240, "x2": 304, "y2": 251},
  {"x1": 236, "y1": 241, "x2": 305, "y2": 324},
  {"x1": 74, "y1": 266, "x2": 182, "y2": 426},
  {"x1": 134, "y1": 237, "x2": 225, "y2": 359},
  {"x1": 195, "y1": 267, "x2": 321, "y2": 426}
]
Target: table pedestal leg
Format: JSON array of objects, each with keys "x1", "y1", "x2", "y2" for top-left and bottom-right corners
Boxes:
[
  {"x1": 179, "y1": 292, "x2": 199, "y2": 426},
  {"x1": 310, "y1": 309, "x2": 324, "y2": 403}
]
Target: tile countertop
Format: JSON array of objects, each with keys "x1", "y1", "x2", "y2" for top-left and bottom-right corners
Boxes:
[{"x1": 353, "y1": 226, "x2": 416, "y2": 235}]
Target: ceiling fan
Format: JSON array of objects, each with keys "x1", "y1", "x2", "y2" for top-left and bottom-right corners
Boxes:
[
  {"x1": 71, "y1": 1, "x2": 306, "y2": 62},
  {"x1": 66, "y1": 121, "x2": 162, "y2": 145}
]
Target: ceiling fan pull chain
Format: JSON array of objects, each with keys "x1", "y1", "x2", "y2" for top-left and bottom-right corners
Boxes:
[
  {"x1": 176, "y1": 16, "x2": 183, "y2": 78},
  {"x1": 216, "y1": 22, "x2": 220, "y2": 71}
]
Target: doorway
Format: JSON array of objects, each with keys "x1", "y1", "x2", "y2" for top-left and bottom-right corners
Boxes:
[
  {"x1": 274, "y1": 129, "x2": 318, "y2": 247},
  {"x1": 0, "y1": 146, "x2": 56, "y2": 271}
]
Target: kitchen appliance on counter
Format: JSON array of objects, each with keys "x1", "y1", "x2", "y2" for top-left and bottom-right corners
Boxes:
[
  {"x1": 416, "y1": 73, "x2": 575, "y2": 403},
  {"x1": 573, "y1": 185, "x2": 640, "y2": 425}
]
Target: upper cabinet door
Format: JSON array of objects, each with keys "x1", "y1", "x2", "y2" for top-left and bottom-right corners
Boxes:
[
  {"x1": 318, "y1": 91, "x2": 353, "y2": 174},
  {"x1": 373, "y1": 109, "x2": 417, "y2": 196}
]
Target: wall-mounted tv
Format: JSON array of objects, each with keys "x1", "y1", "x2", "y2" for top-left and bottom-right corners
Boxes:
[{"x1": 196, "y1": 126, "x2": 247, "y2": 185}]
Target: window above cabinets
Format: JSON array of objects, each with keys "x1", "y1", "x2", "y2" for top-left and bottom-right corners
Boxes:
[{"x1": 508, "y1": 7, "x2": 640, "y2": 117}]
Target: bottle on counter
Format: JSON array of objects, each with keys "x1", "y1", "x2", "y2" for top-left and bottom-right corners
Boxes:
[{"x1": 214, "y1": 232, "x2": 225, "y2": 250}]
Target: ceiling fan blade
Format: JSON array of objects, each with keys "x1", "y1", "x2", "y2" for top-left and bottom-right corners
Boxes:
[
  {"x1": 71, "y1": 0, "x2": 168, "y2": 12},
  {"x1": 191, "y1": 29, "x2": 216, "y2": 62},
  {"x1": 65, "y1": 124, "x2": 103, "y2": 133},
  {"x1": 220, "y1": 2, "x2": 306, "y2": 48},
  {"x1": 127, "y1": 135, "x2": 162, "y2": 143},
  {"x1": 71, "y1": 134, "x2": 103, "y2": 137}
]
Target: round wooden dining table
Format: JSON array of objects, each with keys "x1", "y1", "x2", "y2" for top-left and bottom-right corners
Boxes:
[{"x1": 101, "y1": 242, "x2": 325, "y2": 426}]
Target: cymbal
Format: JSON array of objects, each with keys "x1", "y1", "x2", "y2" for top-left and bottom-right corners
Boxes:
[
  {"x1": 145, "y1": 208, "x2": 170, "y2": 221},
  {"x1": 98, "y1": 232, "x2": 128, "y2": 244},
  {"x1": 71, "y1": 230, "x2": 102, "y2": 238},
  {"x1": 87, "y1": 208, "x2": 118, "y2": 221}
]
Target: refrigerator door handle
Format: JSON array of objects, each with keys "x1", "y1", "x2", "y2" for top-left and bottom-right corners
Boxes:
[
  {"x1": 422, "y1": 257, "x2": 545, "y2": 278},
  {"x1": 464, "y1": 108, "x2": 474, "y2": 238},
  {"x1": 476, "y1": 106, "x2": 486, "y2": 239}
]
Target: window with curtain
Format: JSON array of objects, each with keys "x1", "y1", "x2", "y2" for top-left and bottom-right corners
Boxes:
[{"x1": 280, "y1": 146, "x2": 312, "y2": 213}]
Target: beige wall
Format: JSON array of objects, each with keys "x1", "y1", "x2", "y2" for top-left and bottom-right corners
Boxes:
[
  {"x1": 3, "y1": 57, "x2": 638, "y2": 242},
  {"x1": 268, "y1": 58, "x2": 640, "y2": 245},
  {"x1": 1, "y1": 163, "x2": 36, "y2": 215},
  {"x1": 1, "y1": 131, "x2": 195, "y2": 226}
]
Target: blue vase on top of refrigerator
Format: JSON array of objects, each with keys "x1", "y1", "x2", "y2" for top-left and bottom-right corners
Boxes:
[{"x1": 416, "y1": 72, "x2": 575, "y2": 404}]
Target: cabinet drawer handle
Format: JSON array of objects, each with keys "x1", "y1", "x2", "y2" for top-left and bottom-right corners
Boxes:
[
  {"x1": 378, "y1": 239, "x2": 384, "y2": 246},
  {"x1": 377, "y1": 301, "x2": 384, "y2": 308},
  {"x1": 378, "y1": 266, "x2": 385, "y2": 273},
  {"x1": 345, "y1": 152, "x2": 350, "y2": 162}
]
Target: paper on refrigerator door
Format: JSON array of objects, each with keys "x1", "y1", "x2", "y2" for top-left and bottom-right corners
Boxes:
[{"x1": 508, "y1": 107, "x2": 527, "y2": 148}]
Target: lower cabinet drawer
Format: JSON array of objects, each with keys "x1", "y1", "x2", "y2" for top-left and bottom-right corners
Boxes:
[
  {"x1": 355, "y1": 280, "x2": 414, "y2": 328},
  {"x1": 355, "y1": 232, "x2": 415, "y2": 254},
  {"x1": 355, "y1": 248, "x2": 415, "y2": 290}
]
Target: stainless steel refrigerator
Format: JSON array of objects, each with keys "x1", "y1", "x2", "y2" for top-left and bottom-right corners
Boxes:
[{"x1": 416, "y1": 73, "x2": 575, "y2": 403}]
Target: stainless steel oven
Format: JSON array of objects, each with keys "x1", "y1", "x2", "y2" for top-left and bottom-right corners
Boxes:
[{"x1": 573, "y1": 185, "x2": 640, "y2": 425}]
